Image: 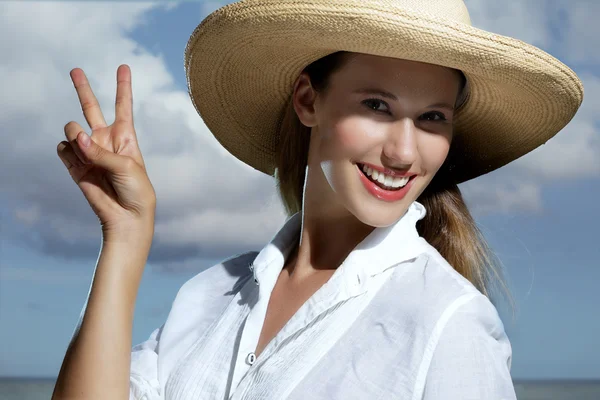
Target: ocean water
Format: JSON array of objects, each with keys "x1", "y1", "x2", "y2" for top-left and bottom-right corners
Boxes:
[{"x1": 1, "y1": 378, "x2": 600, "y2": 399}]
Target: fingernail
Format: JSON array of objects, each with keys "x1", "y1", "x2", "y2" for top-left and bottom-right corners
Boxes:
[{"x1": 79, "y1": 131, "x2": 90, "y2": 148}]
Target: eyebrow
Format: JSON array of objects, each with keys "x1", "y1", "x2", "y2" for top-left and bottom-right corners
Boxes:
[{"x1": 352, "y1": 88, "x2": 456, "y2": 112}]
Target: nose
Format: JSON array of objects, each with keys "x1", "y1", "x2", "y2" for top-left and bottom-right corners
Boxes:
[{"x1": 382, "y1": 118, "x2": 418, "y2": 166}]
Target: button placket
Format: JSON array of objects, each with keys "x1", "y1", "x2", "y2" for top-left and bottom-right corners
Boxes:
[{"x1": 229, "y1": 259, "x2": 277, "y2": 396}]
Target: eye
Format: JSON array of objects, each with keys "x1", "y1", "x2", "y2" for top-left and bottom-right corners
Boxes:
[
  {"x1": 420, "y1": 111, "x2": 448, "y2": 122},
  {"x1": 362, "y1": 98, "x2": 390, "y2": 114}
]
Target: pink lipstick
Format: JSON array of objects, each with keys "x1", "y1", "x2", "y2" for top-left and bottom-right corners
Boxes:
[{"x1": 356, "y1": 163, "x2": 416, "y2": 202}]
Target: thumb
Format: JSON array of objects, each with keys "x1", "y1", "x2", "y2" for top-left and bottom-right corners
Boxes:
[{"x1": 77, "y1": 131, "x2": 129, "y2": 174}]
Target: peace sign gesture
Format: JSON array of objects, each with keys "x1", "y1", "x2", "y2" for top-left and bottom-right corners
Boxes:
[{"x1": 57, "y1": 65, "x2": 156, "y2": 241}]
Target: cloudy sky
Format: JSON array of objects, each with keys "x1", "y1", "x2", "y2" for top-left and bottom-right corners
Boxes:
[{"x1": 0, "y1": 0, "x2": 598, "y2": 380}]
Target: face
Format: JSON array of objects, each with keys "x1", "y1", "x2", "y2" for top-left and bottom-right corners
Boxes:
[{"x1": 293, "y1": 53, "x2": 462, "y2": 228}]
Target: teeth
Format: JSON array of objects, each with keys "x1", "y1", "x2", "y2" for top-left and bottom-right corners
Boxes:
[
  {"x1": 360, "y1": 164, "x2": 410, "y2": 189},
  {"x1": 392, "y1": 176, "x2": 408, "y2": 187}
]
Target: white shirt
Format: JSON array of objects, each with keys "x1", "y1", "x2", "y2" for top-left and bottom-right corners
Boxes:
[{"x1": 129, "y1": 201, "x2": 517, "y2": 400}]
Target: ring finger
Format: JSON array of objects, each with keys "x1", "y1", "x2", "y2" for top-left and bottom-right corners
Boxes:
[
  {"x1": 57, "y1": 141, "x2": 83, "y2": 175},
  {"x1": 64, "y1": 121, "x2": 89, "y2": 165}
]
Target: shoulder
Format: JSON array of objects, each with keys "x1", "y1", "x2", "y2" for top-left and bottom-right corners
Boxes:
[
  {"x1": 417, "y1": 291, "x2": 515, "y2": 398},
  {"x1": 389, "y1": 238, "x2": 507, "y2": 343},
  {"x1": 418, "y1": 238, "x2": 482, "y2": 297},
  {"x1": 417, "y1": 239, "x2": 506, "y2": 332},
  {"x1": 173, "y1": 250, "x2": 258, "y2": 302},
  {"x1": 412, "y1": 239, "x2": 512, "y2": 362},
  {"x1": 389, "y1": 239, "x2": 484, "y2": 320},
  {"x1": 406, "y1": 243, "x2": 514, "y2": 397},
  {"x1": 162, "y1": 250, "x2": 258, "y2": 340},
  {"x1": 420, "y1": 240, "x2": 503, "y2": 318},
  {"x1": 417, "y1": 284, "x2": 515, "y2": 398}
]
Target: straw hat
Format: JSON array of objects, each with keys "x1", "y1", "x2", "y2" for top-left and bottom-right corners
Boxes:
[{"x1": 184, "y1": 0, "x2": 583, "y2": 183}]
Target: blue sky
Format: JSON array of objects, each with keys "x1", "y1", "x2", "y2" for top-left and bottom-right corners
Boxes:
[{"x1": 0, "y1": 0, "x2": 599, "y2": 380}]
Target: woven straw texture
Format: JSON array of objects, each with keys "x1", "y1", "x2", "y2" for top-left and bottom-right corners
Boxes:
[{"x1": 184, "y1": 0, "x2": 584, "y2": 183}]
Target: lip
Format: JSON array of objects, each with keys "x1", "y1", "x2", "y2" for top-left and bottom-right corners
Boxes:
[
  {"x1": 356, "y1": 164, "x2": 416, "y2": 202},
  {"x1": 358, "y1": 162, "x2": 416, "y2": 178}
]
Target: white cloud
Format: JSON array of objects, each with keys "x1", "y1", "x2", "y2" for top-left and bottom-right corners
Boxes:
[
  {"x1": 1, "y1": 0, "x2": 598, "y2": 268},
  {"x1": 200, "y1": 1, "x2": 228, "y2": 16},
  {"x1": 0, "y1": 266, "x2": 89, "y2": 285},
  {"x1": 464, "y1": 0, "x2": 550, "y2": 49},
  {"x1": 562, "y1": 0, "x2": 600, "y2": 64},
  {"x1": 460, "y1": 0, "x2": 599, "y2": 213},
  {"x1": 14, "y1": 205, "x2": 41, "y2": 226},
  {"x1": 0, "y1": 1, "x2": 286, "y2": 265},
  {"x1": 460, "y1": 175, "x2": 543, "y2": 215},
  {"x1": 507, "y1": 74, "x2": 600, "y2": 180},
  {"x1": 154, "y1": 193, "x2": 286, "y2": 254}
]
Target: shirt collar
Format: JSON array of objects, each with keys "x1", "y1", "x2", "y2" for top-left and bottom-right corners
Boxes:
[
  {"x1": 251, "y1": 201, "x2": 427, "y2": 288},
  {"x1": 340, "y1": 201, "x2": 427, "y2": 289}
]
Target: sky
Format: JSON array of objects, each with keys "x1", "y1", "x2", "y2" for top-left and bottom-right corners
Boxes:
[{"x1": 0, "y1": 0, "x2": 598, "y2": 380}]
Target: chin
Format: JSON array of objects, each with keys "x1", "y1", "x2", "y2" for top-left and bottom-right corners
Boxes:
[
  {"x1": 340, "y1": 174, "x2": 431, "y2": 228},
  {"x1": 344, "y1": 196, "x2": 413, "y2": 228}
]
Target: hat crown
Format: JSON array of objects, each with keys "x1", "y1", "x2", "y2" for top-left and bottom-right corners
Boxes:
[
  {"x1": 372, "y1": 0, "x2": 471, "y2": 25},
  {"x1": 248, "y1": 0, "x2": 472, "y2": 25},
  {"x1": 186, "y1": 0, "x2": 583, "y2": 183}
]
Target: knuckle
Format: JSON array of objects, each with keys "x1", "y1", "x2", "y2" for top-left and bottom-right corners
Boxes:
[
  {"x1": 57, "y1": 143, "x2": 73, "y2": 161},
  {"x1": 81, "y1": 99, "x2": 99, "y2": 112},
  {"x1": 121, "y1": 157, "x2": 137, "y2": 172},
  {"x1": 115, "y1": 95, "x2": 128, "y2": 106},
  {"x1": 95, "y1": 147, "x2": 107, "y2": 161}
]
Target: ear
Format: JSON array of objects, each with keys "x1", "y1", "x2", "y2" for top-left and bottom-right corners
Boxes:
[{"x1": 292, "y1": 72, "x2": 318, "y2": 128}]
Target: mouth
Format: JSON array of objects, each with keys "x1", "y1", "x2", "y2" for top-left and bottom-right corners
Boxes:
[
  {"x1": 356, "y1": 163, "x2": 415, "y2": 191},
  {"x1": 356, "y1": 163, "x2": 417, "y2": 202}
]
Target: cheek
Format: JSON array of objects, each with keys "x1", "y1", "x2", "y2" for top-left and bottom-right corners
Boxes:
[
  {"x1": 319, "y1": 117, "x2": 381, "y2": 161},
  {"x1": 317, "y1": 118, "x2": 381, "y2": 194},
  {"x1": 418, "y1": 134, "x2": 451, "y2": 171}
]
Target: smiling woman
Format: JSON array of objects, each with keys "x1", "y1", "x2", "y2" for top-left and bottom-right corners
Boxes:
[
  {"x1": 276, "y1": 51, "x2": 497, "y2": 295},
  {"x1": 51, "y1": 0, "x2": 583, "y2": 399}
]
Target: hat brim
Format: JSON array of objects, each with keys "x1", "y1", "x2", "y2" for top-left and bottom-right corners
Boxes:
[{"x1": 184, "y1": 0, "x2": 583, "y2": 183}]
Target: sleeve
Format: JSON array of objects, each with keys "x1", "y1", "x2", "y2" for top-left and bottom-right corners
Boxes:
[
  {"x1": 129, "y1": 325, "x2": 164, "y2": 400},
  {"x1": 421, "y1": 294, "x2": 517, "y2": 400}
]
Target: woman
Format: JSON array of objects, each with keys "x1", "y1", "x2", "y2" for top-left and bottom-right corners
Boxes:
[{"x1": 52, "y1": 0, "x2": 583, "y2": 399}]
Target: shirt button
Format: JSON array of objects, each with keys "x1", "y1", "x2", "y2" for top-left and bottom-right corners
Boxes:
[{"x1": 246, "y1": 352, "x2": 256, "y2": 365}]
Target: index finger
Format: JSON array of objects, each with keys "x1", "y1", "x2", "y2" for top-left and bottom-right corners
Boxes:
[
  {"x1": 115, "y1": 64, "x2": 133, "y2": 123},
  {"x1": 70, "y1": 68, "x2": 107, "y2": 130}
]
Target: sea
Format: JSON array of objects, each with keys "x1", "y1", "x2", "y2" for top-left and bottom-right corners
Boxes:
[{"x1": 1, "y1": 378, "x2": 599, "y2": 399}]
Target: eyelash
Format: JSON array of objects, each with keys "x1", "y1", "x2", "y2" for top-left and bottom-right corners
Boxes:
[{"x1": 361, "y1": 98, "x2": 448, "y2": 122}]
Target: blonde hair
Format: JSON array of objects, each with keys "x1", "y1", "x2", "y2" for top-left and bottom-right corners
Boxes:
[{"x1": 275, "y1": 51, "x2": 515, "y2": 314}]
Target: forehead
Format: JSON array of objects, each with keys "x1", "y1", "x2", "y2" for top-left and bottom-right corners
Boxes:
[{"x1": 330, "y1": 53, "x2": 461, "y2": 96}]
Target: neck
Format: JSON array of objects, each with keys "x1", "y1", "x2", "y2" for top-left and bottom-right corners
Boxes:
[{"x1": 285, "y1": 167, "x2": 375, "y2": 282}]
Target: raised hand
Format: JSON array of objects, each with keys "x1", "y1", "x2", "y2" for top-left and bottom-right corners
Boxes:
[{"x1": 57, "y1": 65, "x2": 156, "y2": 241}]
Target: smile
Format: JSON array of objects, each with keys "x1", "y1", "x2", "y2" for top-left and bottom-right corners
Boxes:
[{"x1": 356, "y1": 163, "x2": 416, "y2": 202}]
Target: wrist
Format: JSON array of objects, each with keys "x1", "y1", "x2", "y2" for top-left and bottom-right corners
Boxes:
[
  {"x1": 101, "y1": 220, "x2": 154, "y2": 246},
  {"x1": 96, "y1": 238, "x2": 152, "y2": 290}
]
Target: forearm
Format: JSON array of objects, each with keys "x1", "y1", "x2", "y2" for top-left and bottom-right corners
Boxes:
[{"x1": 52, "y1": 238, "x2": 151, "y2": 400}]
